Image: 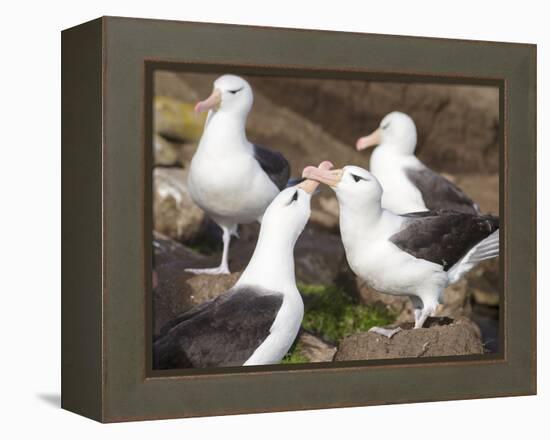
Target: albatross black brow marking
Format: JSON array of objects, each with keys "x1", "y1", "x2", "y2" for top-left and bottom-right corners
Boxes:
[
  {"x1": 286, "y1": 191, "x2": 298, "y2": 205},
  {"x1": 228, "y1": 87, "x2": 244, "y2": 94}
]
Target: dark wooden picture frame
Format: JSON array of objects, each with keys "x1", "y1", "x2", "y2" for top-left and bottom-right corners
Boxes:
[{"x1": 62, "y1": 16, "x2": 536, "y2": 422}]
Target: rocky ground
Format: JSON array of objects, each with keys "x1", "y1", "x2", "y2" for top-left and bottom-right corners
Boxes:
[{"x1": 152, "y1": 70, "x2": 501, "y2": 364}]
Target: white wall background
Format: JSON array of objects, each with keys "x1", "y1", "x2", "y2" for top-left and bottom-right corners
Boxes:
[{"x1": 0, "y1": 1, "x2": 546, "y2": 438}]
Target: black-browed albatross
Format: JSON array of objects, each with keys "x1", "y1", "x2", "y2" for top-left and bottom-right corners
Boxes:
[
  {"x1": 303, "y1": 165, "x2": 499, "y2": 336},
  {"x1": 356, "y1": 111, "x2": 480, "y2": 215},
  {"x1": 153, "y1": 162, "x2": 333, "y2": 369},
  {"x1": 187, "y1": 74, "x2": 292, "y2": 275}
]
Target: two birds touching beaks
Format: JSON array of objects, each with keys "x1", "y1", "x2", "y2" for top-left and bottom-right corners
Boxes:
[{"x1": 153, "y1": 74, "x2": 499, "y2": 370}]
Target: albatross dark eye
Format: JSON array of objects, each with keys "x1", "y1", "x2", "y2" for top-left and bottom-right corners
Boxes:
[
  {"x1": 228, "y1": 87, "x2": 244, "y2": 94},
  {"x1": 291, "y1": 191, "x2": 299, "y2": 202},
  {"x1": 352, "y1": 174, "x2": 364, "y2": 182},
  {"x1": 381, "y1": 122, "x2": 390, "y2": 129}
]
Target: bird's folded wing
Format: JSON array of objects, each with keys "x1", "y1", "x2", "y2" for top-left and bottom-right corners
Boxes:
[
  {"x1": 390, "y1": 212, "x2": 499, "y2": 271},
  {"x1": 405, "y1": 166, "x2": 480, "y2": 214},
  {"x1": 153, "y1": 287, "x2": 284, "y2": 369},
  {"x1": 253, "y1": 144, "x2": 291, "y2": 191}
]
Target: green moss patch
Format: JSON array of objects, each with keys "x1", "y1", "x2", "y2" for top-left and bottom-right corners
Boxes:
[
  {"x1": 281, "y1": 351, "x2": 309, "y2": 364},
  {"x1": 298, "y1": 283, "x2": 394, "y2": 344}
]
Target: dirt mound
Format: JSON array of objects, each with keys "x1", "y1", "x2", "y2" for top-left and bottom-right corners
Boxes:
[{"x1": 335, "y1": 317, "x2": 484, "y2": 361}]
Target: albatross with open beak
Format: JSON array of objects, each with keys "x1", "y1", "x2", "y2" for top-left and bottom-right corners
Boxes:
[
  {"x1": 356, "y1": 111, "x2": 480, "y2": 215},
  {"x1": 153, "y1": 162, "x2": 332, "y2": 369},
  {"x1": 302, "y1": 164, "x2": 499, "y2": 336},
  {"x1": 187, "y1": 74, "x2": 292, "y2": 275}
]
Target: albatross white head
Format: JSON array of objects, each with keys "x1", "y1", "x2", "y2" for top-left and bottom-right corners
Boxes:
[
  {"x1": 238, "y1": 161, "x2": 334, "y2": 291},
  {"x1": 302, "y1": 165, "x2": 383, "y2": 214},
  {"x1": 195, "y1": 74, "x2": 254, "y2": 119},
  {"x1": 302, "y1": 164, "x2": 397, "y2": 274},
  {"x1": 356, "y1": 111, "x2": 417, "y2": 156}
]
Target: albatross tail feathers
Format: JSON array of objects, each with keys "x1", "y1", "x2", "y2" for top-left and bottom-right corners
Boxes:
[{"x1": 448, "y1": 229, "x2": 500, "y2": 284}]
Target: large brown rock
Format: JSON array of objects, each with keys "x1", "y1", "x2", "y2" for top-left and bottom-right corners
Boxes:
[
  {"x1": 335, "y1": 318, "x2": 484, "y2": 361},
  {"x1": 249, "y1": 77, "x2": 499, "y2": 174},
  {"x1": 153, "y1": 167, "x2": 205, "y2": 242},
  {"x1": 153, "y1": 231, "x2": 209, "y2": 267},
  {"x1": 154, "y1": 71, "x2": 499, "y2": 176},
  {"x1": 154, "y1": 71, "x2": 201, "y2": 102},
  {"x1": 453, "y1": 174, "x2": 499, "y2": 215}
]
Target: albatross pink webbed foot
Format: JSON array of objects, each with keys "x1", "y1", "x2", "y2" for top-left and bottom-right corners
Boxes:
[{"x1": 368, "y1": 326, "x2": 402, "y2": 338}]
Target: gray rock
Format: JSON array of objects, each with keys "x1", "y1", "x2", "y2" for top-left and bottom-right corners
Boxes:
[
  {"x1": 217, "y1": 223, "x2": 348, "y2": 285},
  {"x1": 294, "y1": 227, "x2": 347, "y2": 284},
  {"x1": 295, "y1": 331, "x2": 337, "y2": 363},
  {"x1": 153, "y1": 167, "x2": 205, "y2": 242},
  {"x1": 154, "y1": 134, "x2": 182, "y2": 167},
  {"x1": 335, "y1": 317, "x2": 484, "y2": 361},
  {"x1": 467, "y1": 258, "x2": 500, "y2": 307}
]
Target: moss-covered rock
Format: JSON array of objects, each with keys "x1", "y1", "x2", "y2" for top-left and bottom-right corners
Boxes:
[
  {"x1": 298, "y1": 283, "x2": 394, "y2": 344},
  {"x1": 154, "y1": 95, "x2": 205, "y2": 143}
]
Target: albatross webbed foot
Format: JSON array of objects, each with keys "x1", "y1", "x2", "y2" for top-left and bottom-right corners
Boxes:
[
  {"x1": 368, "y1": 326, "x2": 402, "y2": 338},
  {"x1": 185, "y1": 266, "x2": 231, "y2": 276}
]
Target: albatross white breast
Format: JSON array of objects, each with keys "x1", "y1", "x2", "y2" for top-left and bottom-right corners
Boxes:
[
  {"x1": 303, "y1": 165, "x2": 499, "y2": 333},
  {"x1": 153, "y1": 163, "x2": 333, "y2": 369},
  {"x1": 356, "y1": 111, "x2": 479, "y2": 215},
  {"x1": 186, "y1": 74, "x2": 292, "y2": 275}
]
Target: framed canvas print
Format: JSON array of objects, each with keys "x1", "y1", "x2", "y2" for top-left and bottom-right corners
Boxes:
[{"x1": 61, "y1": 16, "x2": 536, "y2": 422}]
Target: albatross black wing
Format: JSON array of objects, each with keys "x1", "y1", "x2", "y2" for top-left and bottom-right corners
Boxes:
[
  {"x1": 390, "y1": 211, "x2": 499, "y2": 271},
  {"x1": 405, "y1": 166, "x2": 480, "y2": 214},
  {"x1": 253, "y1": 144, "x2": 290, "y2": 191},
  {"x1": 153, "y1": 286, "x2": 283, "y2": 369}
]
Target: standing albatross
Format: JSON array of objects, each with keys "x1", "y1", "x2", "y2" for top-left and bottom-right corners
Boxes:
[
  {"x1": 303, "y1": 165, "x2": 499, "y2": 335},
  {"x1": 153, "y1": 162, "x2": 332, "y2": 369},
  {"x1": 356, "y1": 111, "x2": 480, "y2": 215},
  {"x1": 187, "y1": 74, "x2": 291, "y2": 275}
]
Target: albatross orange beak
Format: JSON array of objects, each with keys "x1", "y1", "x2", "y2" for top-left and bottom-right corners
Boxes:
[
  {"x1": 195, "y1": 88, "x2": 222, "y2": 113},
  {"x1": 302, "y1": 164, "x2": 343, "y2": 188},
  {"x1": 356, "y1": 127, "x2": 382, "y2": 151},
  {"x1": 298, "y1": 161, "x2": 334, "y2": 193}
]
